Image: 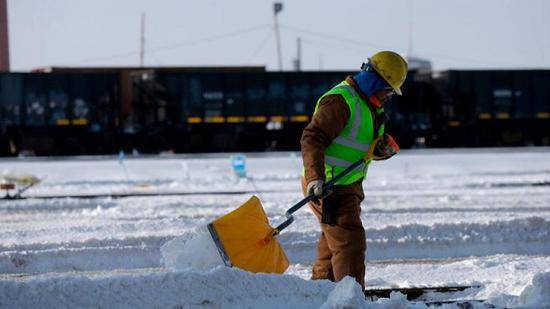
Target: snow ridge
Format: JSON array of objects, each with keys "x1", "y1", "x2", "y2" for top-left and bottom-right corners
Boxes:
[
  {"x1": 281, "y1": 217, "x2": 550, "y2": 262},
  {"x1": 2, "y1": 217, "x2": 547, "y2": 275},
  {"x1": 0, "y1": 267, "x2": 335, "y2": 309}
]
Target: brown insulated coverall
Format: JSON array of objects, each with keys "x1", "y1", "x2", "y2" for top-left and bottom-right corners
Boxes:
[{"x1": 300, "y1": 76, "x2": 370, "y2": 288}]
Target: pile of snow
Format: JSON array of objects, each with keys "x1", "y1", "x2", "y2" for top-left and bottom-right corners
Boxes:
[
  {"x1": 488, "y1": 271, "x2": 550, "y2": 308},
  {"x1": 518, "y1": 271, "x2": 550, "y2": 307},
  {"x1": 280, "y1": 217, "x2": 550, "y2": 263},
  {"x1": 0, "y1": 267, "x2": 337, "y2": 308},
  {"x1": 161, "y1": 226, "x2": 224, "y2": 271},
  {"x1": 157, "y1": 231, "x2": 429, "y2": 309},
  {"x1": 0, "y1": 266, "x2": 435, "y2": 309},
  {"x1": 321, "y1": 277, "x2": 368, "y2": 309}
]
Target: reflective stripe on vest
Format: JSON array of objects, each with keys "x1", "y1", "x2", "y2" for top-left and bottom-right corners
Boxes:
[
  {"x1": 329, "y1": 85, "x2": 363, "y2": 146},
  {"x1": 325, "y1": 155, "x2": 367, "y2": 171},
  {"x1": 333, "y1": 136, "x2": 371, "y2": 152},
  {"x1": 325, "y1": 157, "x2": 370, "y2": 179}
]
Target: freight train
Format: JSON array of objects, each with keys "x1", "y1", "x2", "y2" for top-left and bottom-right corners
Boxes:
[{"x1": 0, "y1": 67, "x2": 549, "y2": 156}]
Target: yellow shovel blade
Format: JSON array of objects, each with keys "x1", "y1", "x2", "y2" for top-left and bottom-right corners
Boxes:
[
  {"x1": 3, "y1": 174, "x2": 40, "y2": 185},
  {"x1": 208, "y1": 195, "x2": 289, "y2": 274}
]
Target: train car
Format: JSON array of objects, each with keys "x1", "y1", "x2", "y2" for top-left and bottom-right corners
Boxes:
[
  {"x1": 0, "y1": 72, "x2": 120, "y2": 155},
  {"x1": 127, "y1": 69, "x2": 443, "y2": 152},
  {"x1": 432, "y1": 70, "x2": 550, "y2": 147},
  {"x1": 386, "y1": 69, "x2": 442, "y2": 148},
  {"x1": 1, "y1": 68, "x2": 549, "y2": 156},
  {"x1": 129, "y1": 70, "x2": 351, "y2": 153}
]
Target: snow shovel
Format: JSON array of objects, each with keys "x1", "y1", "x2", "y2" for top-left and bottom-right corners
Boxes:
[
  {"x1": 1, "y1": 174, "x2": 43, "y2": 199},
  {"x1": 207, "y1": 134, "x2": 399, "y2": 274}
]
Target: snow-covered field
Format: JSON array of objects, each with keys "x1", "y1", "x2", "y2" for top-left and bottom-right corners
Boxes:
[{"x1": 1, "y1": 148, "x2": 549, "y2": 308}]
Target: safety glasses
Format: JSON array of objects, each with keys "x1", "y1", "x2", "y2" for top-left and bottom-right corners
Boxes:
[{"x1": 382, "y1": 87, "x2": 396, "y2": 100}]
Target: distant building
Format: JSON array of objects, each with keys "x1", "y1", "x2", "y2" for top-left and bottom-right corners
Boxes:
[{"x1": 407, "y1": 56, "x2": 432, "y2": 73}]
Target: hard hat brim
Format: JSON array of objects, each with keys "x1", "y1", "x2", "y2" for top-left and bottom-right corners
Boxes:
[{"x1": 395, "y1": 87, "x2": 402, "y2": 96}]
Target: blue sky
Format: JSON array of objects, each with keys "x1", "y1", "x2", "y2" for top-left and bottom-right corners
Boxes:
[{"x1": 8, "y1": 0, "x2": 550, "y2": 71}]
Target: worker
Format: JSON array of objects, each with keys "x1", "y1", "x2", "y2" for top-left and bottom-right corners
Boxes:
[{"x1": 300, "y1": 51, "x2": 408, "y2": 288}]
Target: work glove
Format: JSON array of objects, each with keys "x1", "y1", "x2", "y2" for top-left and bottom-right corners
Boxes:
[
  {"x1": 306, "y1": 180, "x2": 336, "y2": 225},
  {"x1": 372, "y1": 134, "x2": 400, "y2": 161},
  {"x1": 306, "y1": 180, "x2": 324, "y2": 198}
]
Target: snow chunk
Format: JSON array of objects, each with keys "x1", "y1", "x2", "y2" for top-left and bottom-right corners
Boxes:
[
  {"x1": 320, "y1": 277, "x2": 428, "y2": 309},
  {"x1": 488, "y1": 270, "x2": 550, "y2": 308},
  {"x1": 160, "y1": 225, "x2": 223, "y2": 271},
  {"x1": 320, "y1": 277, "x2": 366, "y2": 309},
  {"x1": 367, "y1": 291, "x2": 429, "y2": 309},
  {"x1": 518, "y1": 271, "x2": 550, "y2": 307}
]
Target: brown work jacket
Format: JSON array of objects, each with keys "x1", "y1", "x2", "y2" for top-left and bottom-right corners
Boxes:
[{"x1": 300, "y1": 76, "x2": 378, "y2": 196}]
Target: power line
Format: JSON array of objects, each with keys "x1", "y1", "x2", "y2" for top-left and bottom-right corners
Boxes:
[
  {"x1": 53, "y1": 22, "x2": 532, "y2": 69},
  {"x1": 58, "y1": 50, "x2": 141, "y2": 66},
  {"x1": 279, "y1": 24, "x2": 386, "y2": 50},
  {"x1": 247, "y1": 27, "x2": 274, "y2": 63},
  {"x1": 147, "y1": 24, "x2": 271, "y2": 54},
  {"x1": 58, "y1": 24, "x2": 271, "y2": 66},
  {"x1": 281, "y1": 23, "x2": 527, "y2": 67},
  {"x1": 145, "y1": 41, "x2": 163, "y2": 66},
  {"x1": 301, "y1": 37, "x2": 371, "y2": 54}
]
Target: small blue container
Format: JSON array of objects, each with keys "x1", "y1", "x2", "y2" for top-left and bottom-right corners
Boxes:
[{"x1": 232, "y1": 154, "x2": 247, "y2": 178}]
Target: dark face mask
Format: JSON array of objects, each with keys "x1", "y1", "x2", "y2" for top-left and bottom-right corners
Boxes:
[{"x1": 353, "y1": 70, "x2": 389, "y2": 97}]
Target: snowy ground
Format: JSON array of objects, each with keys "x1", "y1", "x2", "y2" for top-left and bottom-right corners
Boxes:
[{"x1": 0, "y1": 148, "x2": 549, "y2": 308}]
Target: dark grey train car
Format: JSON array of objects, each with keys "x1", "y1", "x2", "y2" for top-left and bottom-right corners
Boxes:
[
  {"x1": 433, "y1": 70, "x2": 550, "y2": 146},
  {"x1": 129, "y1": 71, "x2": 350, "y2": 152},
  {"x1": 0, "y1": 73, "x2": 120, "y2": 155},
  {"x1": 1, "y1": 68, "x2": 549, "y2": 156}
]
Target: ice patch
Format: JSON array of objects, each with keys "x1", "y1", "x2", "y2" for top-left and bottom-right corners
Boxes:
[{"x1": 160, "y1": 225, "x2": 223, "y2": 271}]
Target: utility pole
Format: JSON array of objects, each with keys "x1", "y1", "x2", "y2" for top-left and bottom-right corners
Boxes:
[
  {"x1": 140, "y1": 12, "x2": 145, "y2": 67},
  {"x1": 407, "y1": 0, "x2": 413, "y2": 59},
  {"x1": 293, "y1": 37, "x2": 301, "y2": 71},
  {"x1": 273, "y1": 2, "x2": 283, "y2": 71},
  {"x1": 0, "y1": 0, "x2": 9, "y2": 72}
]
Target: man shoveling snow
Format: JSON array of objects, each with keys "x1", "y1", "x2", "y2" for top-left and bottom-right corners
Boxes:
[
  {"x1": 300, "y1": 51, "x2": 407, "y2": 288},
  {"x1": 161, "y1": 50, "x2": 408, "y2": 287}
]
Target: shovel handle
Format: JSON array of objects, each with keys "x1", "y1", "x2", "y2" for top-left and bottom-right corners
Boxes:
[
  {"x1": 273, "y1": 135, "x2": 400, "y2": 235},
  {"x1": 273, "y1": 157, "x2": 367, "y2": 235}
]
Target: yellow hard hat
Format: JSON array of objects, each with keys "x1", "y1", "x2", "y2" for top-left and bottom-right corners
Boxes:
[{"x1": 368, "y1": 51, "x2": 408, "y2": 95}]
